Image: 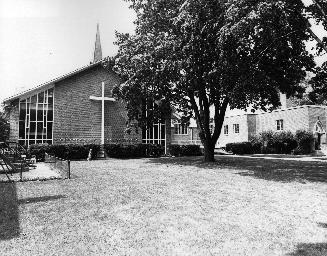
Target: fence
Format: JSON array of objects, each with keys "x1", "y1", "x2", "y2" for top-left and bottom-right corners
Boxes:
[{"x1": 45, "y1": 153, "x2": 71, "y2": 179}]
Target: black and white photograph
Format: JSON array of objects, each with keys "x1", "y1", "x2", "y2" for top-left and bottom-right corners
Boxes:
[{"x1": 1, "y1": 0, "x2": 327, "y2": 255}]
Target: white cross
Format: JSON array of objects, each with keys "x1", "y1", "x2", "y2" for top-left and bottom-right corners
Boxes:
[{"x1": 90, "y1": 82, "x2": 115, "y2": 144}]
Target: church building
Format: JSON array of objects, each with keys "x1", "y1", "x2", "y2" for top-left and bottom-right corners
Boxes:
[{"x1": 3, "y1": 25, "x2": 168, "y2": 149}]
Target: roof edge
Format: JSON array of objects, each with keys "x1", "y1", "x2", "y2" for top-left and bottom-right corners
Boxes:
[{"x1": 2, "y1": 60, "x2": 106, "y2": 104}]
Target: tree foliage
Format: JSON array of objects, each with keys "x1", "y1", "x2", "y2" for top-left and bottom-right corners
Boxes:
[
  {"x1": 305, "y1": 0, "x2": 327, "y2": 103},
  {"x1": 0, "y1": 109, "x2": 9, "y2": 142},
  {"x1": 113, "y1": 0, "x2": 314, "y2": 161}
]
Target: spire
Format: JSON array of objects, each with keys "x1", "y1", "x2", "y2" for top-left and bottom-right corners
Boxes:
[{"x1": 93, "y1": 23, "x2": 102, "y2": 63}]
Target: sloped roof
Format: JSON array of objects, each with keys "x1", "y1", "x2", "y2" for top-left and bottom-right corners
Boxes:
[{"x1": 3, "y1": 60, "x2": 104, "y2": 103}]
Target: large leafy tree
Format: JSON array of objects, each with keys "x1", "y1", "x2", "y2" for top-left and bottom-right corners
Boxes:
[
  {"x1": 0, "y1": 108, "x2": 9, "y2": 142},
  {"x1": 113, "y1": 0, "x2": 314, "y2": 162},
  {"x1": 305, "y1": 0, "x2": 327, "y2": 103}
]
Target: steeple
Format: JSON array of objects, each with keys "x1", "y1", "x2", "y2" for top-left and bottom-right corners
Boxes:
[{"x1": 93, "y1": 23, "x2": 102, "y2": 63}]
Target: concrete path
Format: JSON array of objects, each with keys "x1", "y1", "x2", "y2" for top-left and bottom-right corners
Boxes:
[{"x1": 0, "y1": 162, "x2": 60, "y2": 182}]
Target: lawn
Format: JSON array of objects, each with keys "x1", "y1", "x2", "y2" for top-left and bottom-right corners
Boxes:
[{"x1": 1, "y1": 156, "x2": 327, "y2": 256}]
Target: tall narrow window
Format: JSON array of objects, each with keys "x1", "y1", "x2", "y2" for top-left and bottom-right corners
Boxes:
[
  {"x1": 276, "y1": 119, "x2": 283, "y2": 131},
  {"x1": 18, "y1": 88, "x2": 54, "y2": 146},
  {"x1": 142, "y1": 101, "x2": 166, "y2": 147},
  {"x1": 174, "y1": 123, "x2": 188, "y2": 135},
  {"x1": 224, "y1": 125, "x2": 228, "y2": 135},
  {"x1": 233, "y1": 124, "x2": 240, "y2": 134}
]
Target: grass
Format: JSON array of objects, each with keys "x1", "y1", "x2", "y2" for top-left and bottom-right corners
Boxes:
[{"x1": 1, "y1": 156, "x2": 327, "y2": 255}]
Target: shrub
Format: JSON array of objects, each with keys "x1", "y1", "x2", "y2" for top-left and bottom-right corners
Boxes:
[
  {"x1": 145, "y1": 144, "x2": 165, "y2": 157},
  {"x1": 259, "y1": 130, "x2": 275, "y2": 154},
  {"x1": 65, "y1": 144, "x2": 89, "y2": 160},
  {"x1": 104, "y1": 143, "x2": 164, "y2": 158},
  {"x1": 47, "y1": 144, "x2": 67, "y2": 159},
  {"x1": 29, "y1": 143, "x2": 50, "y2": 161},
  {"x1": 294, "y1": 130, "x2": 315, "y2": 154},
  {"x1": 169, "y1": 144, "x2": 202, "y2": 157},
  {"x1": 83, "y1": 144, "x2": 101, "y2": 160},
  {"x1": 29, "y1": 143, "x2": 101, "y2": 161},
  {"x1": 272, "y1": 131, "x2": 297, "y2": 154},
  {"x1": 226, "y1": 142, "x2": 253, "y2": 155},
  {"x1": 249, "y1": 135, "x2": 262, "y2": 154}
]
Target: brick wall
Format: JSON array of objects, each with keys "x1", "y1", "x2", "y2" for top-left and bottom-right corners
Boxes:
[
  {"x1": 8, "y1": 100, "x2": 19, "y2": 142},
  {"x1": 53, "y1": 65, "x2": 140, "y2": 144},
  {"x1": 256, "y1": 106, "x2": 309, "y2": 133},
  {"x1": 217, "y1": 114, "x2": 250, "y2": 147}
]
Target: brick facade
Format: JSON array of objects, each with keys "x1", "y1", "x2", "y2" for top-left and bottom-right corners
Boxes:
[
  {"x1": 5, "y1": 64, "x2": 142, "y2": 146},
  {"x1": 52, "y1": 65, "x2": 140, "y2": 144},
  {"x1": 7, "y1": 100, "x2": 19, "y2": 142}
]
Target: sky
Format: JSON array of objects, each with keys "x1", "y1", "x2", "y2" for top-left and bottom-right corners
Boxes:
[
  {"x1": 0, "y1": 0, "x2": 326, "y2": 104},
  {"x1": 0, "y1": 0, "x2": 136, "y2": 103}
]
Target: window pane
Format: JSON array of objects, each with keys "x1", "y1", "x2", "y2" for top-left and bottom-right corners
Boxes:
[
  {"x1": 30, "y1": 104, "x2": 36, "y2": 121},
  {"x1": 37, "y1": 122, "x2": 43, "y2": 139},
  {"x1": 161, "y1": 125, "x2": 165, "y2": 139},
  {"x1": 31, "y1": 95, "x2": 37, "y2": 103},
  {"x1": 48, "y1": 88, "x2": 53, "y2": 105},
  {"x1": 37, "y1": 104, "x2": 43, "y2": 121},
  {"x1": 19, "y1": 121, "x2": 25, "y2": 139},
  {"x1": 47, "y1": 109, "x2": 53, "y2": 121},
  {"x1": 47, "y1": 123, "x2": 53, "y2": 139},
  {"x1": 19, "y1": 103, "x2": 26, "y2": 121},
  {"x1": 30, "y1": 122, "x2": 36, "y2": 139},
  {"x1": 154, "y1": 125, "x2": 158, "y2": 139},
  {"x1": 38, "y1": 92, "x2": 44, "y2": 103}
]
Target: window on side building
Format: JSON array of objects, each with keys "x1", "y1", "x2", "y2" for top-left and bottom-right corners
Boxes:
[
  {"x1": 224, "y1": 125, "x2": 228, "y2": 135},
  {"x1": 174, "y1": 123, "x2": 188, "y2": 135},
  {"x1": 276, "y1": 119, "x2": 284, "y2": 131},
  {"x1": 233, "y1": 124, "x2": 240, "y2": 134}
]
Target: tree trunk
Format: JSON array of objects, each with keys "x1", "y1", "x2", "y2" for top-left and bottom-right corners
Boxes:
[{"x1": 203, "y1": 142, "x2": 215, "y2": 162}]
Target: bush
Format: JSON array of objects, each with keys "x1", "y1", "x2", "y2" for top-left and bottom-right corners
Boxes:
[
  {"x1": 294, "y1": 130, "x2": 315, "y2": 154},
  {"x1": 259, "y1": 130, "x2": 275, "y2": 154},
  {"x1": 29, "y1": 143, "x2": 101, "y2": 161},
  {"x1": 226, "y1": 142, "x2": 253, "y2": 155},
  {"x1": 272, "y1": 131, "x2": 297, "y2": 154},
  {"x1": 29, "y1": 143, "x2": 50, "y2": 161},
  {"x1": 169, "y1": 144, "x2": 202, "y2": 157},
  {"x1": 104, "y1": 143, "x2": 164, "y2": 158},
  {"x1": 83, "y1": 144, "x2": 101, "y2": 160},
  {"x1": 249, "y1": 135, "x2": 262, "y2": 154},
  {"x1": 145, "y1": 144, "x2": 165, "y2": 157}
]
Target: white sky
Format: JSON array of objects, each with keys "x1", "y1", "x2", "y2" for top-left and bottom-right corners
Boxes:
[
  {"x1": 0, "y1": 0, "x2": 136, "y2": 103},
  {"x1": 0, "y1": 0, "x2": 326, "y2": 104}
]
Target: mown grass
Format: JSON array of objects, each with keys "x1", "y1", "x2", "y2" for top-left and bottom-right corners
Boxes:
[{"x1": 1, "y1": 156, "x2": 327, "y2": 255}]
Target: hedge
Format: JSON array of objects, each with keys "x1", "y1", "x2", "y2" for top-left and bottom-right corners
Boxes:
[
  {"x1": 104, "y1": 143, "x2": 164, "y2": 158},
  {"x1": 226, "y1": 142, "x2": 253, "y2": 155},
  {"x1": 28, "y1": 143, "x2": 164, "y2": 161},
  {"x1": 228, "y1": 130, "x2": 314, "y2": 155},
  {"x1": 294, "y1": 130, "x2": 315, "y2": 154},
  {"x1": 169, "y1": 144, "x2": 202, "y2": 157},
  {"x1": 28, "y1": 144, "x2": 100, "y2": 161}
]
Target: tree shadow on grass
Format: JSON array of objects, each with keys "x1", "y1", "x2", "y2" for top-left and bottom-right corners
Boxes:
[
  {"x1": 0, "y1": 181, "x2": 67, "y2": 241},
  {"x1": 286, "y1": 223, "x2": 327, "y2": 255},
  {"x1": 286, "y1": 243, "x2": 327, "y2": 256},
  {"x1": 148, "y1": 156, "x2": 327, "y2": 183},
  {"x1": 0, "y1": 182, "x2": 19, "y2": 240}
]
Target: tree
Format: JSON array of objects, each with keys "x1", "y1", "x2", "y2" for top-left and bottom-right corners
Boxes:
[
  {"x1": 304, "y1": 0, "x2": 327, "y2": 102},
  {"x1": 113, "y1": 0, "x2": 314, "y2": 162},
  {"x1": 0, "y1": 109, "x2": 9, "y2": 142}
]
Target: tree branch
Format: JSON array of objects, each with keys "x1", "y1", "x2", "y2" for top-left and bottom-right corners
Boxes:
[
  {"x1": 312, "y1": 0, "x2": 327, "y2": 21},
  {"x1": 306, "y1": 21, "x2": 327, "y2": 53},
  {"x1": 212, "y1": 97, "x2": 229, "y2": 144}
]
